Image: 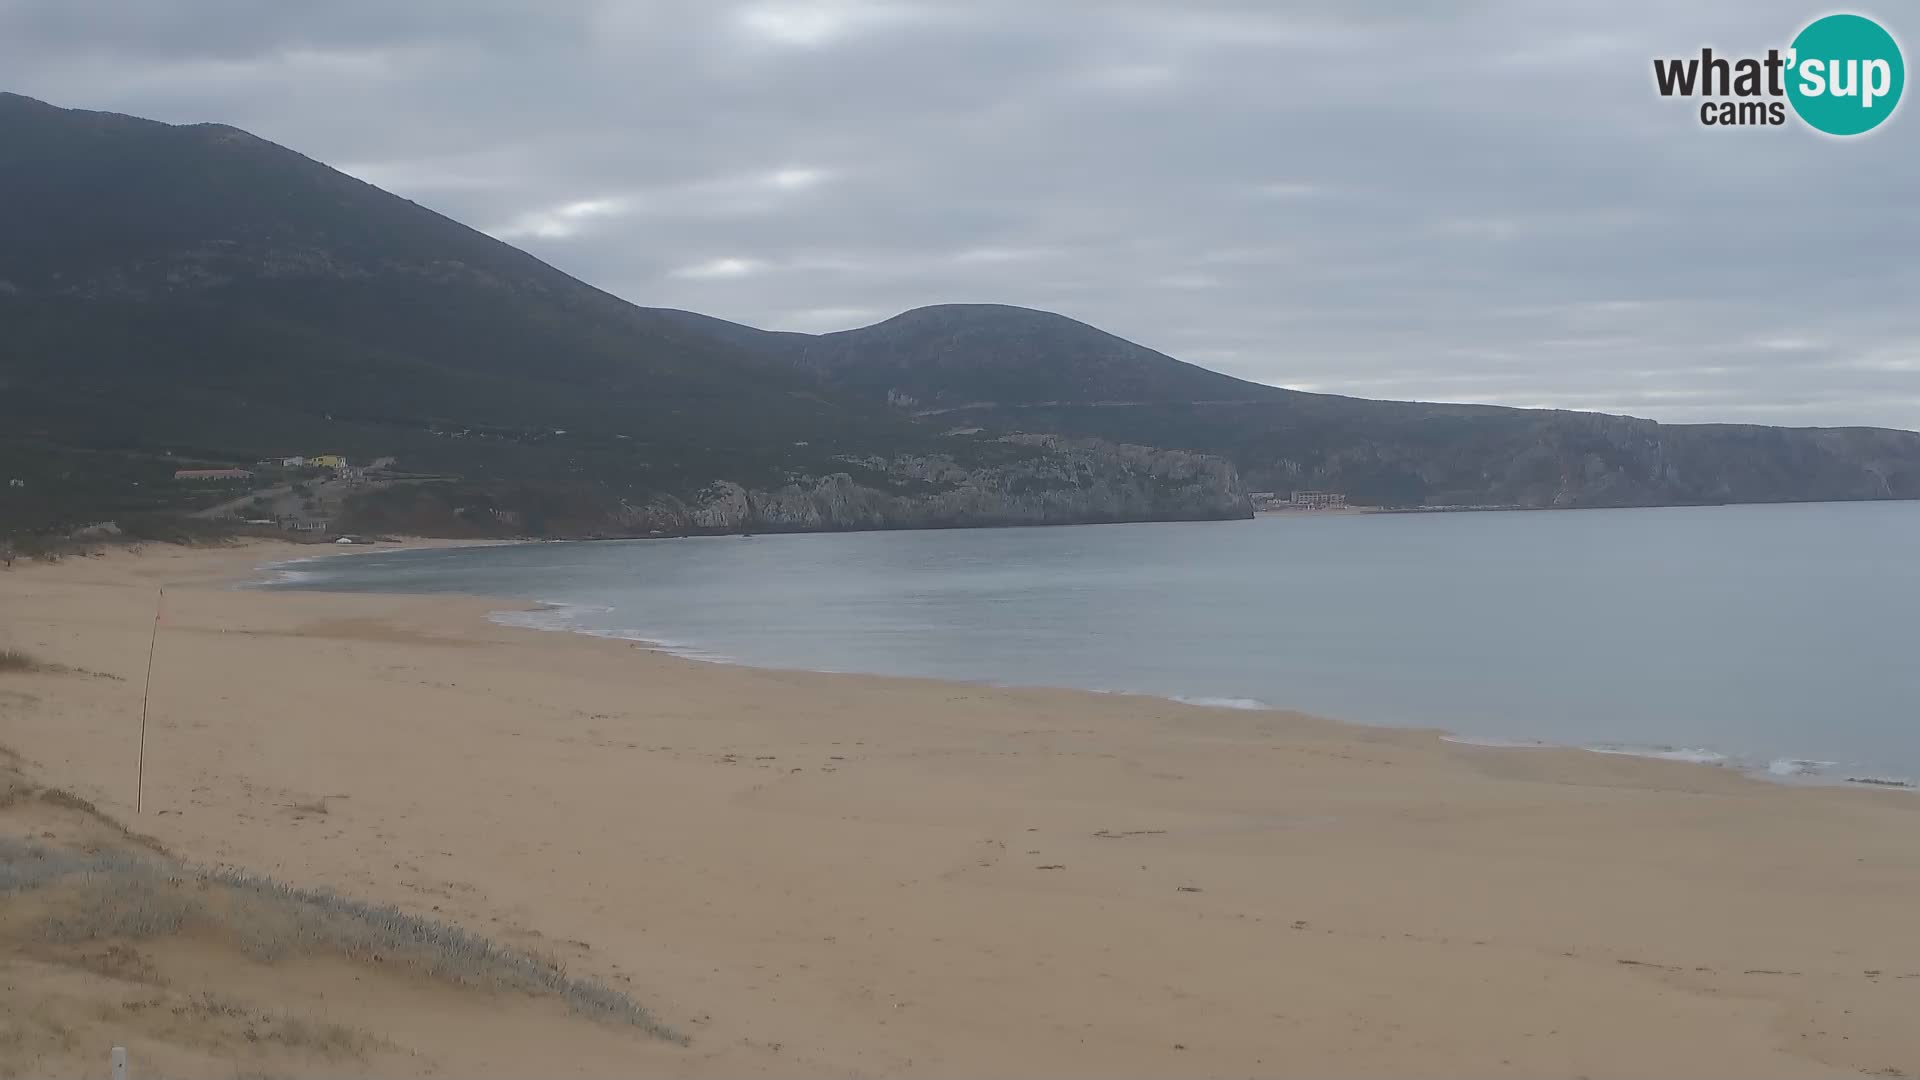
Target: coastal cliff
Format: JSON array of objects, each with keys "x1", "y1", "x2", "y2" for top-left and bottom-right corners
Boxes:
[
  {"x1": 332, "y1": 435, "x2": 1249, "y2": 538},
  {"x1": 1231, "y1": 410, "x2": 1920, "y2": 508},
  {"x1": 615, "y1": 437, "x2": 1250, "y2": 534}
]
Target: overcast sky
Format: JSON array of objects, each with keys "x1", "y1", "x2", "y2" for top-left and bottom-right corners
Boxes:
[{"x1": 4, "y1": 0, "x2": 1916, "y2": 429}]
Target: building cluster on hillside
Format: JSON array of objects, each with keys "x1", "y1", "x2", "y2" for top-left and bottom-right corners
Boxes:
[
  {"x1": 269, "y1": 454, "x2": 345, "y2": 469},
  {"x1": 164, "y1": 454, "x2": 400, "y2": 537},
  {"x1": 1289, "y1": 490, "x2": 1347, "y2": 510},
  {"x1": 174, "y1": 454, "x2": 386, "y2": 484},
  {"x1": 1250, "y1": 490, "x2": 1348, "y2": 511}
]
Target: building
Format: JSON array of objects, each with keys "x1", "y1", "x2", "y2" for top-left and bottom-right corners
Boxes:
[
  {"x1": 281, "y1": 456, "x2": 307, "y2": 467},
  {"x1": 1290, "y1": 490, "x2": 1347, "y2": 510},
  {"x1": 309, "y1": 454, "x2": 346, "y2": 470},
  {"x1": 173, "y1": 468, "x2": 254, "y2": 482}
]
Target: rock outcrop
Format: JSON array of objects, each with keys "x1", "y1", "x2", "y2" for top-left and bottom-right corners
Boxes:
[{"x1": 609, "y1": 436, "x2": 1249, "y2": 534}]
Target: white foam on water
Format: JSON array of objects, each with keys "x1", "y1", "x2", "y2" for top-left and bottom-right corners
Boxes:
[
  {"x1": 487, "y1": 601, "x2": 613, "y2": 633},
  {"x1": 1445, "y1": 733, "x2": 1916, "y2": 790},
  {"x1": 615, "y1": 635, "x2": 740, "y2": 666},
  {"x1": 487, "y1": 602, "x2": 740, "y2": 665},
  {"x1": 1080, "y1": 688, "x2": 1275, "y2": 711},
  {"x1": 1767, "y1": 758, "x2": 1836, "y2": 778},
  {"x1": 1587, "y1": 745, "x2": 1729, "y2": 766},
  {"x1": 1440, "y1": 735, "x2": 1553, "y2": 749},
  {"x1": 1169, "y1": 695, "x2": 1273, "y2": 711},
  {"x1": 248, "y1": 555, "x2": 326, "y2": 587},
  {"x1": 1454, "y1": 740, "x2": 1901, "y2": 789}
]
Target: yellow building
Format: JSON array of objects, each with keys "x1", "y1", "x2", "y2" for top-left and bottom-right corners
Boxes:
[{"x1": 309, "y1": 454, "x2": 346, "y2": 469}]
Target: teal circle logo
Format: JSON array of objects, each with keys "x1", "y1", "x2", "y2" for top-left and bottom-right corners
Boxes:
[{"x1": 1787, "y1": 14, "x2": 1904, "y2": 135}]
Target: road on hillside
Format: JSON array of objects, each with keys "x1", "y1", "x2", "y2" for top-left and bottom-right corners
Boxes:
[{"x1": 192, "y1": 484, "x2": 292, "y2": 520}]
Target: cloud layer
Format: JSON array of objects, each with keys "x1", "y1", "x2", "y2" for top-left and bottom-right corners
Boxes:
[{"x1": 4, "y1": 0, "x2": 1915, "y2": 428}]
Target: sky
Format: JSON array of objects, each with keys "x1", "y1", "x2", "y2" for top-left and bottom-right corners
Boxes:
[{"x1": 3, "y1": 0, "x2": 1916, "y2": 429}]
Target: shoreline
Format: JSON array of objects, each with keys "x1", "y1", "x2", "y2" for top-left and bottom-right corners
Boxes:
[
  {"x1": 6, "y1": 540, "x2": 1920, "y2": 1076},
  {"x1": 264, "y1": 541, "x2": 1915, "y2": 794},
  {"x1": 496, "y1": 594, "x2": 1909, "y2": 791}
]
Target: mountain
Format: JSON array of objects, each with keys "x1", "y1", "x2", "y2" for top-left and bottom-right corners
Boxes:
[
  {"x1": 0, "y1": 93, "x2": 1246, "y2": 535},
  {"x1": 0, "y1": 92, "x2": 899, "y2": 461},
  {"x1": 2, "y1": 92, "x2": 1915, "y2": 541},
  {"x1": 664, "y1": 304, "x2": 1284, "y2": 409},
  {"x1": 686, "y1": 304, "x2": 1920, "y2": 508}
]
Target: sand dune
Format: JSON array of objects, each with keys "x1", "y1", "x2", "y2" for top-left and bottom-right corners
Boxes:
[{"x1": 3, "y1": 541, "x2": 1919, "y2": 1077}]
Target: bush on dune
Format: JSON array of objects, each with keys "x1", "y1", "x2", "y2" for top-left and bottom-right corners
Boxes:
[{"x1": 0, "y1": 649, "x2": 44, "y2": 673}]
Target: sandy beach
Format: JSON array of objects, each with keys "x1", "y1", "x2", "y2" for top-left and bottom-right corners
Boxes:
[{"x1": 4, "y1": 540, "x2": 1920, "y2": 1078}]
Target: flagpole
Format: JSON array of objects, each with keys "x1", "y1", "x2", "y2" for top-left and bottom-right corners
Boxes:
[{"x1": 136, "y1": 586, "x2": 161, "y2": 814}]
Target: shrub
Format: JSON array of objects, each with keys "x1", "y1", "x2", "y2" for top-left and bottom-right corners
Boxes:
[{"x1": 0, "y1": 649, "x2": 42, "y2": 673}]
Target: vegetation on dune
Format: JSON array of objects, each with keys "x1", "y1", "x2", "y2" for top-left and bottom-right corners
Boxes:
[
  {"x1": 0, "y1": 748, "x2": 682, "y2": 1044},
  {"x1": 0, "y1": 839, "x2": 678, "y2": 1038}
]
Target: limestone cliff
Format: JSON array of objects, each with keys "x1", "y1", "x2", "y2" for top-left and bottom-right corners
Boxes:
[{"x1": 609, "y1": 436, "x2": 1248, "y2": 534}]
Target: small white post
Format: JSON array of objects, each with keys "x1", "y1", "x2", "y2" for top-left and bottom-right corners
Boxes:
[{"x1": 111, "y1": 1046, "x2": 128, "y2": 1080}]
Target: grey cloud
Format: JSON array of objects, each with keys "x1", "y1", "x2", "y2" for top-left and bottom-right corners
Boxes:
[{"x1": 1, "y1": 0, "x2": 1913, "y2": 429}]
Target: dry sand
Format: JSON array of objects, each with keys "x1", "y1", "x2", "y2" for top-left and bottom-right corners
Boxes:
[{"x1": 3, "y1": 540, "x2": 1919, "y2": 1078}]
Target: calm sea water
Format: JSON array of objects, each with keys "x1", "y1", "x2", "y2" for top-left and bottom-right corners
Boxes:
[{"x1": 266, "y1": 502, "x2": 1920, "y2": 784}]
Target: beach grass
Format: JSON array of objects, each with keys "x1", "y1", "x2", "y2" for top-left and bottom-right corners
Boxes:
[
  {"x1": 0, "y1": 837, "x2": 680, "y2": 1039},
  {"x1": 171, "y1": 992, "x2": 375, "y2": 1057}
]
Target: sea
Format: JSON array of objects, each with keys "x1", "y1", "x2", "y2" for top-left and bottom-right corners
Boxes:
[{"x1": 262, "y1": 501, "x2": 1920, "y2": 787}]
